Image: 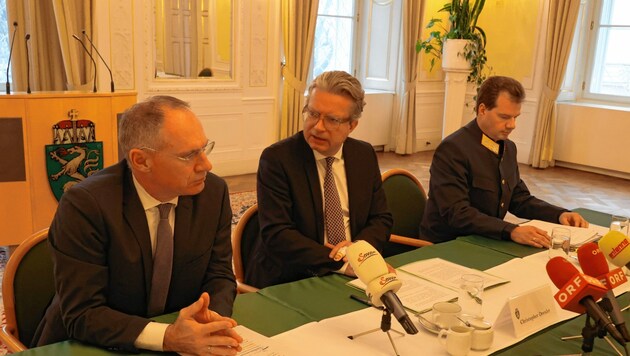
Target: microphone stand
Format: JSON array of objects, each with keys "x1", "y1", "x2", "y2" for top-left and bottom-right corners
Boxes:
[
  {"x1": 348, "y1": 306, "x2": 405, "y2": 356},
  {"x1": 560, "y1": 314, "x2": 627, "y2": 356}
]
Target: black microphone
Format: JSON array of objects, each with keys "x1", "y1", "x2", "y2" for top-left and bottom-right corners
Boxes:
[
  {"x1": 82, "y1": 30, "x2": 114, "y2": 92},
  {"x1": 25, "y1": 34, "x2": 31, "y2": 94},
  {"x1": 72, "y1": 34, "x2": 97, "y2": 93},
  {"x1": 6, "y1": 21, "x2": 17, "y2": 94}
]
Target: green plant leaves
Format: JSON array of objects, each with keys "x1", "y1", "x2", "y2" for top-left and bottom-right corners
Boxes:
[{"x1": 415, "y1": 0, "x2": 490, "y2": 87}]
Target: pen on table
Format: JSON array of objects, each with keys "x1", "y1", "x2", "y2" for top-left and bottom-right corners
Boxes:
[{"x1": 350, "y1": 294, "x2": 372, "y2": 307}]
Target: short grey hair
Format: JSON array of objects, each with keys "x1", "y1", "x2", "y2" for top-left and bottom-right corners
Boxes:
[
  {"x1": 304, "y1": 71, "x2": 366, "y2": 121},
  {"x1": 118, "y1": 95, "x2": 191, "y2": 159}
]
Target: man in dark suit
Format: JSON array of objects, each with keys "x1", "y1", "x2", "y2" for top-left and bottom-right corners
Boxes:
[
  {"x1": 421, "y1": 76, "x2": 588, "y2": 247},
  {"x1": 246, "y1": 71, "x2": 392, "y2": 288},
  {"x1": 33, "y1": 96, "x2": 242, "y2": 355}
]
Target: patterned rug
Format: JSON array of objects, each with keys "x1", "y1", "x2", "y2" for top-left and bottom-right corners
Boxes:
[
  {"x1": 230, "y1": 190, "x2": 257, "y2": 226},
  {"x1": 0, "y1": 190, "x2": 257, "y2": 354}
]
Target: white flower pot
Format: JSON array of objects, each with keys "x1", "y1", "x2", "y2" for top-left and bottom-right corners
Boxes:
[{"x1": 442, "y1": 39, "x2": 472, "y2": 71}]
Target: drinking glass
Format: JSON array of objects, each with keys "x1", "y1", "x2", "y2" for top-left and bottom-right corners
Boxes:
[
  {"x1": 549, "y1": 227, "x2": 571, "y2": 259},
  {"x1": 610, "y1": 215, "x2": 629, "y2": 236},
  {"x1": 459, "y1": 274, "x2": 484, "y2": 319}
]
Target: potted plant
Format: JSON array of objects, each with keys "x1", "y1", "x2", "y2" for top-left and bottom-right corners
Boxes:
[{"x1": 416, "y1": 0, "x2": 489, "y2": 88}]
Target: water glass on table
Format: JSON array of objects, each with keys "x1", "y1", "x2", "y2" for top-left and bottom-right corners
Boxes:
[
  {"x1": 459, "y1": 274, "x2": 484, "y2": 319},
  {"x1": 610, "y1": 215, "x2": 629, "y2": 236},
  {"x1": 549, "y1": 227, "x2": 571, "y2": 259}
]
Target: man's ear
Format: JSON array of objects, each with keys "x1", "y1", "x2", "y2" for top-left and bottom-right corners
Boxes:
[
  {"x1": 348, "y1": 119, "x2": 359, "y2": 133},
  {"x1": 477, "y1": 103, "x2": 487, "y2": 117},
  {"x1": 128, "y1": 148, "x2": 152, "y2": 173}
]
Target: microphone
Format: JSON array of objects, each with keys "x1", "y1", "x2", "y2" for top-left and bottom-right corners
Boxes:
[
  {"x1": 6, "y1": 21, "x2": 17, "y2": 94},
  {"x1": 346, "y1": 240, "x2": 418, "y2": 334},
  {"x1": 72, "y1": 34, "x2": 97, "y2": 93},
  {"x1": 81, "y1": 30, "x2": 114, "y2": 92},
  {"x1": 577, "y1": 242, "x2": 630, "y2": 341},
  {"x1": 546, "y1": 256, "x2": 625, "y2": 346},
  {"x1": 599, "y1": 230, "x2": 630, "y2": 269},
  {"x1": 25, "y1": 34, "x2": 31, "y2": 94}
]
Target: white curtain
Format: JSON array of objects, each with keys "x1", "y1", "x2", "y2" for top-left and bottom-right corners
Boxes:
[
  {"x1": 7, "y1": 0, "x2": 92, "y2": 92},
  {"x1": 389, "y1": 0, "x2": 424, "y2": 154},
  {"x1": 279, "y1": 0, "x2": 319, "y2": 139},
  {"x1": 530, "y1": 0, "x2": 580, "y2": 168}
]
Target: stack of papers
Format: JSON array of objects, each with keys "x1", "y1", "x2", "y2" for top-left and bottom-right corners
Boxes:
[
  {"x1": 519, "y1": 220, "x2": 609, "y2": 246},
  {"x1": 347, "y1": 258, "x2": 509, "y2": 313}
]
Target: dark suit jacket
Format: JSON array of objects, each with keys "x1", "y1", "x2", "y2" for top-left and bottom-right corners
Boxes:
[
  {"x1": 421, "y1": 119, "x2": 567, "y2": 243},
  {"x1": 246, "y1": 132, "x2": 392, "y2": 288},
  {"x1": 32, "y1": 160, "x2": 236, "y2": 352}
]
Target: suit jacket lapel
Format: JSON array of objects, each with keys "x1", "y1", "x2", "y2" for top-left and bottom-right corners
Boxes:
[
  {"x1": 298, "y1": 133, "x2": 325, "y2": 242},
  {"x1": 173, "y1": 195, "x2": 192, "y2": 271},
  {"x1": 122, "y1": 167, "x2": 154, "y2": 296},
  {"x1": 343, "y1": 141, "x2": 359, "y2": 238}
]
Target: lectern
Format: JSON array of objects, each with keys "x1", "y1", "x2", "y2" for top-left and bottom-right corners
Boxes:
[{"x1": 0, "y1": 91, "x2": 136, "y2": 245}]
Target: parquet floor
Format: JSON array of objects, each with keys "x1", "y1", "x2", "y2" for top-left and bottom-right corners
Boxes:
[{"x1": 225, "y1": 150, "x2": 630, "y2": 218}]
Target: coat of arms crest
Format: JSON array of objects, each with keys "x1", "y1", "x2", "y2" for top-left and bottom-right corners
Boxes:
[{"x1": 45, "y1": 109, "x2": 103, "y2": 201}]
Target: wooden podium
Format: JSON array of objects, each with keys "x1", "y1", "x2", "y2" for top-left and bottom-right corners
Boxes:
[{"x1": 0, "y1": 91, "x2": 137, "y2": 246}]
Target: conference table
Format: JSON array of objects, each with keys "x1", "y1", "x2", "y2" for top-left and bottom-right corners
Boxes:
[{"x1": 18, "y1": 208, "x2": 629, "y2": 355}]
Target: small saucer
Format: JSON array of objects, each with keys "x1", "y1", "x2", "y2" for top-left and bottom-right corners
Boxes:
[{"x1": 416, "y1": 313, "x2": 441, "y2": 334}]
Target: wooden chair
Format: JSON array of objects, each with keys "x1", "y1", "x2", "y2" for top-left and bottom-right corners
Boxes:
[
  {"x1": 0, "y1": 228, "x2": 55, "y2": 352},
  {"x1": 231, "y1": 204, "x2": 260, "y2": 293},
  {"x1": 381, "y1": 169, "x2": 433, "y2": 257}
]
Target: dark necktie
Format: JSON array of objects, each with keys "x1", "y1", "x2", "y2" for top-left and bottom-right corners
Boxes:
[
  {"x1": 324, "y1": 157, "x2": 346, "y2": 246},
  {"x1": 148, "y1": 203, "x2": 174, "y2": 316}
]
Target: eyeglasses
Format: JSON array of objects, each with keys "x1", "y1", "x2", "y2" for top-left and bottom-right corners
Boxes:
[
  {"x1": 302, "y1": 107, "x2": 351, "y2": 130},
  {"x1": 140, "y1": 141, "x2": 215, "y2": 163}
]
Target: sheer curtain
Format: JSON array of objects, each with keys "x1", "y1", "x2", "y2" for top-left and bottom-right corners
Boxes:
[
  {"x1": 7, "y1": 0, "x2": 92, "y2": 92},
  {"x1": 389, "y1": 0, "x2": 423, "y2": 154},
  {"x1": 530, "y1": 0, "x2": 580, "y2": 168},
  {"x1": 279, "y1": 0, "x2": 319, "y2": 139}
]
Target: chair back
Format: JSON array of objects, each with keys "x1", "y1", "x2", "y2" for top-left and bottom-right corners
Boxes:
[
  {"x1": 231, "y1": 204, "x2": 260, "y2": 293},
  {"x1": 1, "y1": 228, "x2": 55, "y2": 352},
  {"x1": 381, "y1": 169, "x2": 428, "y2": 256}
]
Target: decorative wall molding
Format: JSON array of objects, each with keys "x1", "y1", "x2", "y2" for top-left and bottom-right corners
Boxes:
[
  {"x1": 109, "y1": 1, "x2": 134, "y2": 90},
  {"x1": 249, "y1": 0, "x2": 269, "y2": 87}
]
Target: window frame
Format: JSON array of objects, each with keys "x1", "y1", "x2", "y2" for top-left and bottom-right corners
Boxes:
[
  {"x1": 561, "y1": 0, "x2": 630, "y2": 105},
  {"x1": 309, "y1": 0, "x2": 401, "y2": 93}
]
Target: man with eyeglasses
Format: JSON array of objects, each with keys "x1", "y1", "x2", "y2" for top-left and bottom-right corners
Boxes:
[
  {"x1": 246, "y1": 71, "x2": 393, "y2": 288},
  {"x1": 33, "y1": 96, "x2": 243, "y2": 355}
]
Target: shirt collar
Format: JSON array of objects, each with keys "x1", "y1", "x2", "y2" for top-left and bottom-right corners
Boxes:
[
  {"x1": 312, "y1": 144, "x2": 344, "y2": 161},
  {"x1": 132, "y1": 174, "x2": 178, "y2": 211}
]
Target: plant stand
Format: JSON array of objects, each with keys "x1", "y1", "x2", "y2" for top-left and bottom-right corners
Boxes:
[{"x1": 441, "y1": 39, "x2": 472, "y2": 138}]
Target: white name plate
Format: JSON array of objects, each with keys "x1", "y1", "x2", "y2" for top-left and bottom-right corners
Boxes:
[{"x1": 498, "y1": 284, "x2": 558, "y2": 338}]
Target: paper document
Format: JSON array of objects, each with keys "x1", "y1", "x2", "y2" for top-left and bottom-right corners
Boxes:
[
  {"x1": 399, "y1": 258, "x2": 509, "y2": 290},
  {"x1": 520, "y1": 219, "x2": 609, "y2": 246},
  {"x1": 347, "y1": 270, "x2": 458, "y2": 313},
  {"x1": 235, "y1": 325, "x2": 299, "y2": 355}
]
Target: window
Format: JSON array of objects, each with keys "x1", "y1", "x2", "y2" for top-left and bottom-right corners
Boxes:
[
  {"x1": 587, "y1": 0, "x2": 630, "y2": 98},
  {"x1": 562, "y1": 0, "x2": 630, "y2": 103},
  {"x1": 311, "y1": 0, "x2": 356, "y2": 78},
  {"x1": 0, "y1": 1, "x2": 10, "y2": 84},
  {"x1": 310, "y1": 0, "x2": 401, "y2": 92}
]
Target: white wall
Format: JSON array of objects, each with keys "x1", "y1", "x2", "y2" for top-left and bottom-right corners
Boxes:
[
  {"x1": 350, "y1": 92, "x2": 393, "y2": 146},
  {"x1": 555, "y1": 103, "x2": 630, "y2": 178}
]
